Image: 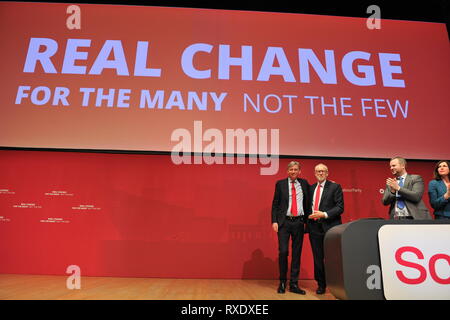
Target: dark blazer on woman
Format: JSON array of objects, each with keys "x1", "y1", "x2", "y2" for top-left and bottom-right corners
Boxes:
[{"x1": 428, "y1": 179, "x2": 450, "y2": 218}]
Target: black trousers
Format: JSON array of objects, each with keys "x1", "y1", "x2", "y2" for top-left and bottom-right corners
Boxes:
[
  {"x1": 308, "y1": 223, "x2": 326, "y2": 288},
  {"x1": 277, "y1": 217, "x2": 304, "y2": 285}
]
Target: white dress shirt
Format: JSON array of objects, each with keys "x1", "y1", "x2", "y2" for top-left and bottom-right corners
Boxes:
[
  {"x1": 312, "y1": 180, "x2": 328, "y2": 218},
  {"x1": 287, "y1": 178, "x2": 304, "y2": 216}
]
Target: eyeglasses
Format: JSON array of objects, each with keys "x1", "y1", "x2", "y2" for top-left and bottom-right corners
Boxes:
[{"x1": 315, "y1": 170, "x2": 328, "y2": 173}]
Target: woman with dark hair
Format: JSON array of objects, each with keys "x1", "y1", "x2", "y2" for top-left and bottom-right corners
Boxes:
[{"x1": 428, "y1": 160, "x2": 450, "y2": 219}]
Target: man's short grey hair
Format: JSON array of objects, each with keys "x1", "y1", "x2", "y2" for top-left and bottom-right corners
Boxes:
[
  {"x1": 287, "y1": 161, "x2": 300, "y2": 169},
  {"x1": 315, "y1": 163, "x2": 328, "y2": 171}
]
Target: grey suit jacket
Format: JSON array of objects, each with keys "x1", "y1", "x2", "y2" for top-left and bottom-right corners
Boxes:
[{"x1": 382, "y1": 174, "x2": 432, "y2": 220}]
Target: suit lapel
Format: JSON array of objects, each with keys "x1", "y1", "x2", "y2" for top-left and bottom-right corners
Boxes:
[
  {"x1": 320, "y1": 180, "x2": 330, "y2": 204},
  {"x1": 403, "y1": 175, "x2": 412, "y2": 190},
  {"x1": 298, "y1": 178, "x2": 308, "y2": 209},
  {"x1": 283, "y1": 178, "x2": 290, "y2": 199},
  {"x1": 297, "y1": 178, "x2": 304, "y2": 192},
  {"x1": 439, "y1": 180, "x2": 446, "y2": 193}
]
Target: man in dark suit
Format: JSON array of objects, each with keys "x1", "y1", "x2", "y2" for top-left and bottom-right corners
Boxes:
[
  {"x1": 271, "y1": 161, "x2": 311, "y2": 294},
  {"x1": 382, "y1": 156, "x2": 431, "y2": 220},
  {"x1": 307, "y1": 163, "x2": 344, "y2": 295}
]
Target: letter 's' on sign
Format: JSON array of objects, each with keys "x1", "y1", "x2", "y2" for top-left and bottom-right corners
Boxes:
[{"x1": 378, "y1": 225, "x2": 450, "y2": 300}]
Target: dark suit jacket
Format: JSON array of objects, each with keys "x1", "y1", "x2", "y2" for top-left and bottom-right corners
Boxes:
[
  {"x1": 308, "y1": 180, "x2": 344, "y2": 233},
  {"x1": 382, "y1": 174, "x2": 431, "y2": 220},
  {"x1": 271, "y1": 178, "x2": 312, "y2": 227},
  {"x1": 428, "y1": 179, "x2": 450, "y2": 218}
]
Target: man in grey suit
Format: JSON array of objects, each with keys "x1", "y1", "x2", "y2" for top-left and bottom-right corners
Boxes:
[{"x1": 382, "y1": 156, "x2": 431, "y2": 220}]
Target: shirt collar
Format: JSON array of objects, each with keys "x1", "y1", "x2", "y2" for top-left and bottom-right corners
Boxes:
[{"x1": 398, "y1": 173, "x2": 407, "y2": 180}]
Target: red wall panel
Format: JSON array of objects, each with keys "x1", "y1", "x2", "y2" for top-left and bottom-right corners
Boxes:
[{"x1": 0, "y1": 150, "x2": 436, "y2": 279}]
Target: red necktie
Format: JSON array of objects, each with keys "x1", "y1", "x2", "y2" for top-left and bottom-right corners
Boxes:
[
  {"x1": 313, "y1": 184, "x2": 321, "y2": 212},
  {"x1": 291, "y1": 180, "x2": 298, "y2": 216}
]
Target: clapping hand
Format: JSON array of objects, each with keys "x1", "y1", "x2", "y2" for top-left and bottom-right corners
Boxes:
[
  {"x1": 386, "y1": 178, "x2": 400, "y2": 193},
  {"x1": 308, "y1": 211, "x2": 325, "y2": 220}
]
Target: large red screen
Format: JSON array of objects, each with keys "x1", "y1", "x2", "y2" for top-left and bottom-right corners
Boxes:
[{"x1": 1, "y1": 2, "x2": 449, "y2": 159}]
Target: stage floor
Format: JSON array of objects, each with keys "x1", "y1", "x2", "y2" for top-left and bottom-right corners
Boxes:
[{"x1": 0, "y1": 274, "x2": 336, "y2": 300}]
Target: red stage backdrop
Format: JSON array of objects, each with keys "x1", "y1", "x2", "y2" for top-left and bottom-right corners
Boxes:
[
  {"x1": 0, "y1": 150, "x2": 436, "y2": 279},
  {"x1": 0, "y1": 2, "x2": 447, "y2": 280}
]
